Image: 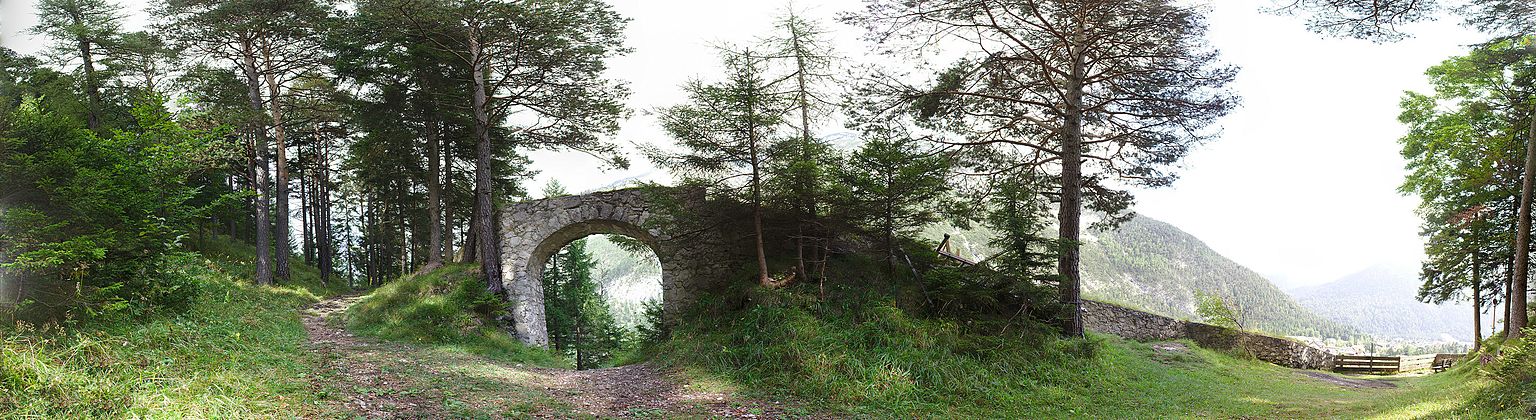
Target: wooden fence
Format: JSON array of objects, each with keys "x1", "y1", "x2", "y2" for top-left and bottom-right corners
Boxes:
[{"x1": 1333, "y1": 353, "x2": 1464, "y2": 375}]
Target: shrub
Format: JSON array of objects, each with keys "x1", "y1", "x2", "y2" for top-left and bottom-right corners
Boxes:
[
  {"x1": 1475, "y1": 329, "x2": 1536, "y2": 414},
  {"x1": 0, "y1": 97, "x2": 223, "y2": 321}
]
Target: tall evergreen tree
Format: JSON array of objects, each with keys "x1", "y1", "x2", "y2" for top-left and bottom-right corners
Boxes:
[
  {"x1": 1401, "y1": 39, "x2": 1536, "y2": 340},
  {"x1": 849, "y1": 0, "x2": 1238, "y2": 336},
  {"x1": 650, "y1": 47, "x2": 786, "y2": 288},
  {"x1": 762, "y1": 10, "x2": 841, "y2": 281},
  {"x1": 31, "y1": 0, "x2": 122, "y2": 131}
]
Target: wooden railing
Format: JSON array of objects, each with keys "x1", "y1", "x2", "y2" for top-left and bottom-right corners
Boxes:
[{"x1": 1333, "y1": 353, "x2": 1464, "y2": 375}]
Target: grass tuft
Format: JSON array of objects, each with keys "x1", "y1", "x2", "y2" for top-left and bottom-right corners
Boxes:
[{"x1": 345, "y1": 263, "x2": 566, "y2": 368}]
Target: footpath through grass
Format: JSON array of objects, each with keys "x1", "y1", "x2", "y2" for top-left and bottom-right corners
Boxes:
[{"x1": 0, "y1": 237, "x2": 343, "y2": 418}]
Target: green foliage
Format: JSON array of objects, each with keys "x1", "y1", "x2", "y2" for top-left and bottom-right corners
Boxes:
[
  {"x1": 346, "y1": 264, "x2": 564, "y2": 367},
  {"x1": 1399, "y1": 38, "x2": 1535, "y2": 313},
  {"x1": 0, "y1": 251, "x2": 329, "y2": 417},
  {"x1": 1474, "y1": 330, "x2": 1536, "y2": 414},
  {"x1": 653, "y1": 286, "x2": 1509, "y2": 418},
  {"x1": 634, "y1": 299, "x2": 666, "y2": 343},
  {"x1": 543, "y1": 239, "x2": 629, "y2": 370},
  {"x1": 981, "y1": 171, "x2": 1059, "y2": 289},
  {"x1": 0, "y1": 96, "x2": 222, "y2": 320},
  {"x1": 835, "y1": 123, "x2": 953, "y2": 262},
  {"x1": 1194, "y1": 291, "x2": 1243, "y2": 330}
]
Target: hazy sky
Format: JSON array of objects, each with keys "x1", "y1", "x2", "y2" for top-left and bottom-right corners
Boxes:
[{"x1": 0, "y1": 0, "x2": 1488, "y2": 289}]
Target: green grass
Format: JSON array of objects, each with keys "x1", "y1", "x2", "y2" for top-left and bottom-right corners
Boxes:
[
  {"x1": 187, "y1": 233, "x2": 349, "y2": 297},
  {"x1": 345, "y1": 263, "x2": 566, "y2": 368},
  {"x1": 0, "y1": 249, "x2": 334, "y2": 418},
  {"x1": 651, "y1": 289, "x2": 1524, "y2": 418}
]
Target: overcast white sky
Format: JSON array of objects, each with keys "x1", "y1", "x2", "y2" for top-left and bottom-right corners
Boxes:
[{"x1": 0, "y1": 0, "x2": 1487, "y2": 289}]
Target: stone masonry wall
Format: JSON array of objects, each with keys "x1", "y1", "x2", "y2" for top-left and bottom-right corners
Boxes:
[
  {"x1": 1082, "y1": 300, "x2": 1333, "y2": 370},
  {"x1": 499, "y1": 187, "x2": 739, "y2": 347}
]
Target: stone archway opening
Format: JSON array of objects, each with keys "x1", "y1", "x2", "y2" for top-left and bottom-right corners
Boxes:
[
  {"x1": 584, "y1": 234, "x2": 664, "y2": 331},
  {"x1": 535, "y1": 231, "x2": 663, "y2": 369},
  {"x1": 499, "y1": 187, "x2": 735, "y2": 348}
]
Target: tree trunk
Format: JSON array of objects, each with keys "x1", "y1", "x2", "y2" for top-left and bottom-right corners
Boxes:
[
  {"x1": 316, "y1": 135, "x2": 333, "y2": 286},
  {"x1": 1515, "y1": 111, "x2": 1536, "y2": 340},
  {"x1": 1507, "y1": 264, "x2": 1514, "y2": 337},
  {"x1": 300, "y1": 158, "x2": 314, "y2": 266},
  {"x1": 752, "y1": 166, "x2": 770, "y2": 287},
  {"x1": 1473, "y1": 252, "x2": 1483, "y2": 352},
  {"x1": 463, "y1": 199, "x2": 479, "y2": 264},
  {"x1": 77, "y1": 39, "x2": 102, "y2": 131},
  {"x1": 791, "y1": 25, "x2": 815, "y2": 282},
  {"x1": 444, "y1": 137, "x2": 456, "y2": 262},
  {"x1": 1057, "y1": 42, "x2": 1087, "y2": 338},
  {"x1": 469, "y1": 34, "x2": 503, "y2": 293},
  {"x1": 240, "y1": 40, "x2": 274, "y2": 287},
  {"x1": 425, "y1": 112, "x2": 445, "y2": 268},
  {"x1": 262, "y1": 46, "x2": 292, "y2": 282}
]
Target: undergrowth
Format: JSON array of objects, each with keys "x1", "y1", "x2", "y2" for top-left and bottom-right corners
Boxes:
[
  {"x1": 1471, "y1": 331, "x2": 1536, "y2": 415},
  {"x1": 0, "y1": 250, "x2": 330, "y2": 418},
  {"x1": 345, "y1": 263, "x2": 566, "y2": 368}
]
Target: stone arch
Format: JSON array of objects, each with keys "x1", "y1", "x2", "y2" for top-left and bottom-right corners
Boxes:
[{"x1": 498, "y1": 187, "x2": 726, "y2": 347}]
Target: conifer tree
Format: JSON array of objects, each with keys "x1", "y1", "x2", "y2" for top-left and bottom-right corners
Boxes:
[
  {"x1": 31, "y1": 0, "x2": 122, "y2": 131},
  {"x1": 650, "y1": 47, "x2": 786, "y2": 288},
  {"x1": 849, "y1": 0, "x2": 1237, "y2": 336},
  {"x1": 837, "y1": 122, "x2": 952, "y2": 274}
]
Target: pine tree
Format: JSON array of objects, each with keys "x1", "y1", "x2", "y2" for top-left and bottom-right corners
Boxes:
[
  {"x1": 836, "y1": 122, "x2": 952, "y2": 274},
  {"x1": 541, "y1": 238, "x2": 624, "y2": 369},
  {"x1": 649, "y1": 46, "x2": 787, "y2": 288},
  {"x1": 849, "y1": 0, "x2": 1238, "y2": 336},
  {"x1": 31, "y1": 0, "x2": 122, "y2": 131}
]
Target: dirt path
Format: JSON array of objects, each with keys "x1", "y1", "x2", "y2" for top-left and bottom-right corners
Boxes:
[
  {"x1": 1295, "y1": 371, "x2": 1399, "y2": 389},
  {"x1": 303, "y1": 295, "x2": 447, "y2": 418},
  {"x1": 302, "y1": 295, "x2": 804, "y2": 418}
]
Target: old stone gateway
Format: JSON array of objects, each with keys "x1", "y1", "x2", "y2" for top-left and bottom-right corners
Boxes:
[{"x1": 497, "y1": 187, "x2": 737, "y2": 347}]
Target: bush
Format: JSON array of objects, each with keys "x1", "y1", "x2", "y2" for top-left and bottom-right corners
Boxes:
[
  {"x1": 1475, "y1": 329, "x2": 1536, "y2": 414},
  {"x1": 0, "y1": 97, "x2": 222, "y2": 321}
]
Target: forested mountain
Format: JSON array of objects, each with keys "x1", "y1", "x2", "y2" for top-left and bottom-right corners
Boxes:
[
  {"x1": 936, "y1": 215, "x2": 1358, "y2": 339},
  {"x1": 584, "y1": 234, "x2": 662, "y2": 329},
  {"x1": 1291, "y1": 264, "x2": 1473, "y2": 341}
]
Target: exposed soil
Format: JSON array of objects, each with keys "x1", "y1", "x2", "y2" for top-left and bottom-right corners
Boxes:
[
  {"x1": 534, "y1": 363, "x2": 801, "y2": 418},
  {"x1": 303, "y1": 295, "x2": 447, "y2": 419},
  {"x1": 1296, "y1": 371, "x2": 1399, "y2": 389},
  {"x1": 302, "y1": 295, "x2": 805, "y2": 418}
]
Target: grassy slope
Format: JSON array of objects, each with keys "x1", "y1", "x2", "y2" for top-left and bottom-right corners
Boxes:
[
  {"x1": 0, "y1": 236, "x2": 343, "y2": 418},
  {"x1": 345, "y1": 263, "x2": 566, "y2": 368},
  {"x1": 651, "y1": 293, "x2": 1518, "y2": 419}
]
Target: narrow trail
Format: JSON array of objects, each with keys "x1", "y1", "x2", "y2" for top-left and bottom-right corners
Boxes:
[
  {"x1": 301, "y1": 295, "x2": 802, "y2": 418},
  {"x1": 303, "y1": 295, "x2": 445, "y2": 418}
]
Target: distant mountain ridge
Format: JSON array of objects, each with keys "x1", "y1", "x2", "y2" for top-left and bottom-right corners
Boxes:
[
  {"x1": 1290, "y1": 263, "x2": 1473, "y2": 341},
  {"x1": 935, "y1": 215, "x2": 1358, "y2": 339},
  {"x1": 1076, "y1": 216, "x2": 1358, "y2": 339}
]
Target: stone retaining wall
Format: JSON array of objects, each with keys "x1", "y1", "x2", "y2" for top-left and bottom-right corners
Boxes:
[{"x1": 1082, "y1": 300, "x2": 1333, "y2": 370}]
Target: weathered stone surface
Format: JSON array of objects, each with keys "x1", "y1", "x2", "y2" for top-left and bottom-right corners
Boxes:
[
  {"x1": 498, "y1": 187, "x2": 737, "y2": 347},
  {"x1": 1082, "y1": 300, "x2": 1334, "y2": 370}
]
